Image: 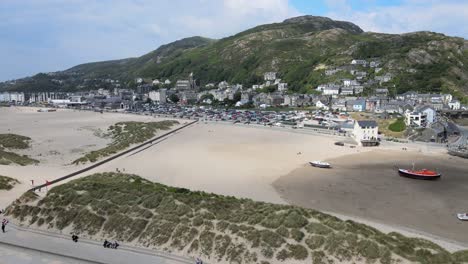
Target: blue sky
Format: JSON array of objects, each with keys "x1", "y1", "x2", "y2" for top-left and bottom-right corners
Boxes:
[{"x1": 1, "y1": 0, "x2": 468, "y2": 81}]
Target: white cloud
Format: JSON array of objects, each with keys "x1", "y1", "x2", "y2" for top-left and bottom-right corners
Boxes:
[
  {"x1": 0, "y1": 0, "x2": 301, "y2": 80},
  {"x1": 325, "y1": 0, "x2": 468, "y2": 38}
]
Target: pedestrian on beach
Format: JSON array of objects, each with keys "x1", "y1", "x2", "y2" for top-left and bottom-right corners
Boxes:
[{"x1": 2, "y1": 219, "x2": 8, "y2": 233}]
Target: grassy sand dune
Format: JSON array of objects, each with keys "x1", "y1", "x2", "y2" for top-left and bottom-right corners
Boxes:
[
  {"x1": 6, "y1": 173, "x2": 468, "y2": 264},
  {"x1": 0, "y1": 134, "x2": 38, "y2": 166},
  {"x1": 72, "y1": 120, "x2": 179, "y2": 164},
  {"x1": 0, "y1": 175, "x2": 19, "y2": 190}
]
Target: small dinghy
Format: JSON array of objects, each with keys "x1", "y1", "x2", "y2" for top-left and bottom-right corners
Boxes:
[
  {"x1": 457, "y1": 213, "x2": 468, "y2": 221},
  {"x1": 309, "y1": 161, "x2": 331, "y2": 168},
  {"x1": 398, "y1": 168, "x2": 441, "y2": 180}
]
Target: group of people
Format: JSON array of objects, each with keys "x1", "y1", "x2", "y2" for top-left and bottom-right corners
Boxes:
[
  {"x1": 103, "y1": 239, "x2": 119, "y2": 249},
  {"x1": 71, "y1": 233, "x2": 79, "y2": 242}
]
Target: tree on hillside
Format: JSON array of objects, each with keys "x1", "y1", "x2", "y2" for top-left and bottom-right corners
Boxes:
[
  {"x1": 169, "y1": 93, "x2": 179, "y2": 103},
  {"x1": 233, "y1": 91, "x2": 241, "y2": 102}
]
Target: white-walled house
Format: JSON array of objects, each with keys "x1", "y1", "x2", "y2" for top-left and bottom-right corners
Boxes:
[
  {"x1": 405, "y1": 111, "x2": 427, "y2": 127},
  {"x1": 323, "y1": 86, "x2": 340, "y2": 95},
  {"x1": 405, "y1": 106, "x2": 436, "y2": 127},
  {"x1": 448, "y1": 100, "x2": 461, "y2": 110},
  {"x1": 315, "y1": 100, "x2": 328, "y2": 110},
  {"x1": 420, "y1": 106, "x2": 436, "y2": 124},
  {"x1": 148, "y1": 89, "x2": 167, "y2": 103},
  {"x1": 353, "y1": 120, "x2": 379, "y2": 146}
]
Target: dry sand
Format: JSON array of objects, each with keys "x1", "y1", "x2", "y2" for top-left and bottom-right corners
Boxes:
[
  {"x1": 273, "y1": 149, "x2": 468, "y2": 249},
  {"x1": 0, "y1": 106, "x2": 186, "y2": 209},
  {"x1": 89, "y1": 122, "x2": 365, "y2": 204}
]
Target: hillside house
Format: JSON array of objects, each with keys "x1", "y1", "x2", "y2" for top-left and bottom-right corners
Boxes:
[
  {"x1": 448, "y1": 100, "x2": 461, "y2": 110},
  {"x1": 405, "y1": 106, "x2": 436, "y2": 127},
  {"x1": 375, "y1": 88, "x2": 389, "y2": 95},
  {"x1": 340, "y1": 87, "x2": 354, "y2": 96},
  {"x1": 264, "y1": 72, "x2": 276, "y2": 81},
  {"x1": 347, "y1": 99, "x2": 366, "y2": 112},
  {"x1": 278, "y1": 83, "x2": 288, "y2": 92},
  {"x1": 322, "y1": 86, "x2": 340, "y2": 95},
  {"x1": 351, "y1": 59, "x2": 368, "y2": 66},
  {"x1": 315, "y1": 100, "x2": 328, "y2": 110}
]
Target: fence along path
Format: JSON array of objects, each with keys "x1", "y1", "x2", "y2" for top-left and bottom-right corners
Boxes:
[{"x1": 29, "y1": 120, "x2": 198, "y2": 192}]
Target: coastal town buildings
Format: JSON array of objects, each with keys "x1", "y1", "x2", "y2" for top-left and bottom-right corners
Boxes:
[
  {"x1": 0, "y1": 92, "x2": 24, "y2": 103},
  {"x1": 353, "y1": 120, "x2": 379, "y2": 146}
]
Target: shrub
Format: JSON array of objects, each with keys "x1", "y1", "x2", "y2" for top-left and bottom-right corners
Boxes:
[
  {"x1": 275, "y1": 226, "x2": 289, "y2": 238},
  {"x1": 261, "y1": 246, "x2": 274, "y2": 259},
  {"x1": 305, "y1": 235, "x2": 325, "y2": 250},
  {"x1": 199, "y1": 230, "x2": 215, "y2": 256},
  {"x1": 305, "y1": 222, "x2": 333, "y2": 235},
  {"x1": 286, "y1": 244, "x2": 308, "y2": 260},
  {"x1": 0, "y1": 175, "x2": 19, "y2": 190},
  {"x1": 261, "y1": 230, "x2": 285, "y2": 248},
  {"x1": 290, "y1": 229, "x2": 304, "y2": 242},
  {"x1": 388, "y1": 118, "x2": 406, "y2": 132},
  {"x1": 283, "y1": 211, "x2": 308, "y2": 228}
]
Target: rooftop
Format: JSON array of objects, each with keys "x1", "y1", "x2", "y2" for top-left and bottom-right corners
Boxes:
[{"x1": 357, "y1": 120, "x2": 378, "y2": 128}]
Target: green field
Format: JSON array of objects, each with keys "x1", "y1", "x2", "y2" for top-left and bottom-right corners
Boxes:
[
  {"x1": 7, "y1": 173, "x2": 468, "y2": 263},
  {"x1": 72, "y1": 120, "x2": 179, "y2": 164}
]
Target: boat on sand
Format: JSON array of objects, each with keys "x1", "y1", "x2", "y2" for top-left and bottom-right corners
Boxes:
[
  {"x1": 309, "y1": 161, "x2": 331, "y2": 168},
  {"x1": 398, "y1": 168, "x2": 441, "y2": 180},
  {"x1": 457, "y1": 213, "x2": 468, "y2": 221}
]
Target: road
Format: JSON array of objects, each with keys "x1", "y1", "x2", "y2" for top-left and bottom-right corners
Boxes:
[{"x1": 0, "y1": 223, "x2": 193, "y2": 264}]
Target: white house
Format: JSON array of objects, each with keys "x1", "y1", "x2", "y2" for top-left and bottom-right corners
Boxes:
[
  {"x1": 420, "y1": 106, "x2": 436, "y2": 124},
  {"x1": 322, "y1": 86, "x2": 340, "y2": 95},
  {"x1": 264, "y1": 72, "x2": 276, "y2": 81},
  {"x1": 148, "y1": 89, "x2": 167, "y2": 103},
  {"x1": 315, "y1": 100, "x2": 328, "y2": 110},
  {"x1": 152, "y1": 79, "x2": 160, "y2": 86},
  {"x1": 448, "y1": 100, "x2": 461, "y2": 110},
  {"x1": 405, "y1": 111, "x2": 427, "y2": 127},
  {"x1": 405, "y1": 106, "x2": 436, "y2": 127},
  {"x1": 0, "y1": 92, "x2": 24, "y2": 103},
  {"x1": 164, "y1": 79, "x2": 171, "y2": 85},
  {"x1": 353, "y1": 120, "x2": 379, "y2": 146},
  {"x1": 278, "y1": 83, "x2": 288, "y2": 92},
  {"x1": 351, "y1": 59, "x2": 368, "y2": 66}
]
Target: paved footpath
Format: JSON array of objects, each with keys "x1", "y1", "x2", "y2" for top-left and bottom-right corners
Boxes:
[{"x1": 0, "y1": 223, "x2": 194, "y2": 264}]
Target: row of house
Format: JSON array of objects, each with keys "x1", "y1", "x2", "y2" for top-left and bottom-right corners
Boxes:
[{"x1": 0, "y1": 92, "x2": 25, "y2": 103}]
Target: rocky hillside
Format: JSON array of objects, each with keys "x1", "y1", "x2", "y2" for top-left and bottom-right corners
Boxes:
[
  {"x1": 7, "y1": 173, "x2": 468, "y2": 264},
  {"x1": 2, "y1": 16, "x2": 468, "y2": 100}
]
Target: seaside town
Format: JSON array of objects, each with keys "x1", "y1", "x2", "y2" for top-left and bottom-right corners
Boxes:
[
  {"x1": 2, "y1": 59, "x2": 467, "y2": 154},
  {"x1": 2, "y1": 5, "x2": 468, "y2": 264}
]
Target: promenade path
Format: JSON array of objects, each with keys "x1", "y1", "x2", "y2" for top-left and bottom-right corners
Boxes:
[{"x1": 0, "y1": 223, "x2": 193, "y2": 264}]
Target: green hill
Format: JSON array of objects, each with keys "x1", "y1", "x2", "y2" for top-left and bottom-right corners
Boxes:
[{"x1": 2, "y1": 16, "x2": 468, "y2": 100}]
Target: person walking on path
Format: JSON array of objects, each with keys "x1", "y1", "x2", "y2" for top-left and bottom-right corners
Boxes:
[{"x1": 2, "y1": 219, "x2": 8, "y2": 233}]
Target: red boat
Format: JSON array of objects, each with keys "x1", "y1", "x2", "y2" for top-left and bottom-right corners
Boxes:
[{"x1": 398, "y1": 168, "x2": 441, "y2": 180}]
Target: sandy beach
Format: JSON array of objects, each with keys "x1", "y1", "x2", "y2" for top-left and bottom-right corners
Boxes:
[
  {"x1": 2, "y1": 106, "x2": 468, "y2": 253},
  {"x1": 0, "y1": 106, "x2": 186, "y2": 208},
  {"x1": 273, "y1": 149, "x2": 468, "y2": 248},
  {"x1": 88, "y1": 122, "x2": 366, "y2": 204}
]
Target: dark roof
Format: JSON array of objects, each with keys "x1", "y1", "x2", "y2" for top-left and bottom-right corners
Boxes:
[{"x1": 357, "y1": 120, "x2": 378, "y2": 128}]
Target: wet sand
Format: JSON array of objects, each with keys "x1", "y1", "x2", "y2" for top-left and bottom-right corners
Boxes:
[{"x1": 273, "y1": 150, "x2": 468, "y2": 245}]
